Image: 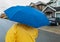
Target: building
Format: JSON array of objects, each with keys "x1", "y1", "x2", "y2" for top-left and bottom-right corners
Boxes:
[
  {"x1": 42, "y1": 0, "x2": 60, "y2": 18},
  {"x1": 49, "y1": 0, "x2": 60, "y2": 7},
  {"x1": 42, "y1": 5, "x2": 60, "y2": 18},
  {"x1": 30, "y1": 1, "x2": 46, "y2": 11},
  {"x1": 30, "y1": 0, "x2": 60, "y2": 18}
]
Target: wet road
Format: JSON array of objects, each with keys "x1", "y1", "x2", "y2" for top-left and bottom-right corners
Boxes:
[
  {"x1": 36, "y1": 30, "x2": 60, "y2": 42},
  {"x1": 36, "y1": 26, "x2": 60, "y2": 42}
]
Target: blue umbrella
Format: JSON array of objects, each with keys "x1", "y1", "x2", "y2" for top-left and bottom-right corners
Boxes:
[{"x1": 4, "y1": 6, "x2": 49, "y2": 28}]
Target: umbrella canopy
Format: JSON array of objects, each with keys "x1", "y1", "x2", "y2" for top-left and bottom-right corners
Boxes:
[{"x1": 4, "y1": 6, "x2": 49, "y2": 28}]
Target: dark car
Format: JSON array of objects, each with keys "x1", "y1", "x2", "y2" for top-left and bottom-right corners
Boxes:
[{"x1": 49, "y1": 17, "x2": 59, "y2": 26}]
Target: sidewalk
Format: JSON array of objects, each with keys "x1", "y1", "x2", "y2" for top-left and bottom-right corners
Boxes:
[{"x1": 36, "y1": 26, "x2": 60, "y2": 42}]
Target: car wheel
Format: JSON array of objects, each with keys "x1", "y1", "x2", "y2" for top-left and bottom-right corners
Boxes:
[{"x1": 56, "y1": 22, "x2": 59, "y2": 26}]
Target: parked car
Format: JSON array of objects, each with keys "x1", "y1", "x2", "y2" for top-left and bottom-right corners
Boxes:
[{"x1": 49, "y1": 17, "x2": 59, "y2": 26}]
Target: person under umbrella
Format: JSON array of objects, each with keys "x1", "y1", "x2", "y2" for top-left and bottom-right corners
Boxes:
[{"x1": 4, "y1": 6, "x2": 49, "y2": 42}]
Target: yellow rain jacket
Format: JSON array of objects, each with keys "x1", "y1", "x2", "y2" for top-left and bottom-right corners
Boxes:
[{"x1": 5, "y1": 23, "x2": 38, "y2": 42}]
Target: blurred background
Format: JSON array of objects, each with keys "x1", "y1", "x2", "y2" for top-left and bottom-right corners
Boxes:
[{"x1": 0, "y1": 0, "x2": 60, "y2": 42}]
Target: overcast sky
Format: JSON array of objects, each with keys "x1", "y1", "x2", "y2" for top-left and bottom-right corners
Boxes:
[
  {"x1": 0, "y1": 0, "x2": 50, "y2": 13},
  {"x1": 6, "y1": 0, "x2": 50, "y2": 6}
]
